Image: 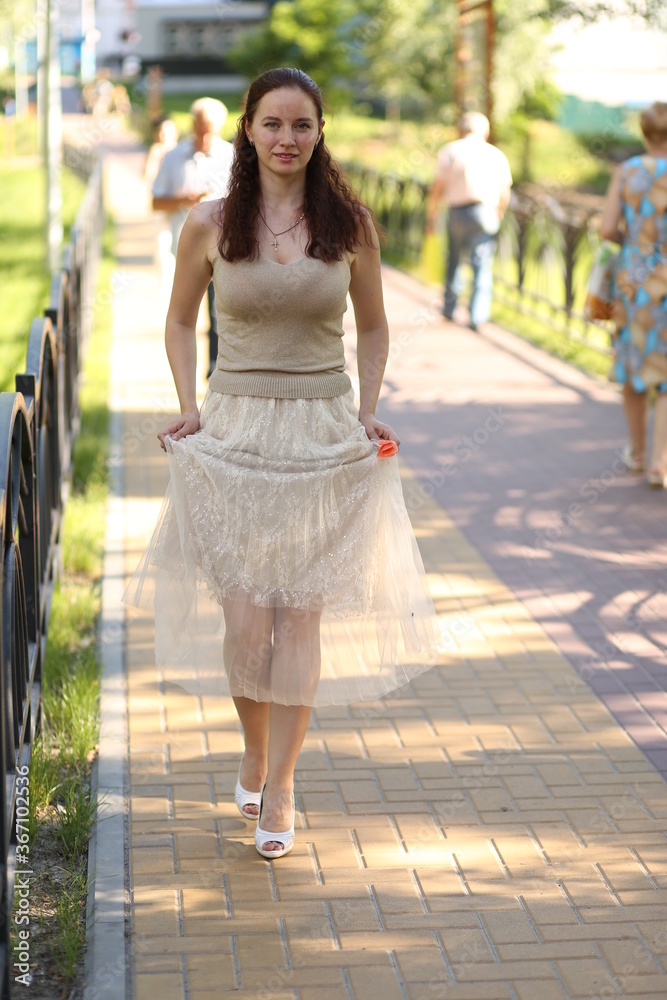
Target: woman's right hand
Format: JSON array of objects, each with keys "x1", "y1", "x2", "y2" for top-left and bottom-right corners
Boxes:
[{"x1": 158, "y1": 409, "x2": 200, "y2": 451}]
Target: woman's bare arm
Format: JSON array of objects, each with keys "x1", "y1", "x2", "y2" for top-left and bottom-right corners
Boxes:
[
  {"x1": 349, "y1": 218, "x2": 399, "y2": 445},
  {"x1": 157, "y1": 202, "x2": 218, "y2": 448}
]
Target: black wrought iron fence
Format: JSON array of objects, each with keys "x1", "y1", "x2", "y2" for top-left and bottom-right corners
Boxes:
[
  {"x1": 0, "y1": 150, "x2": 103, "y2": 998},
  {"x1": 343, "y1": 162, "x2": 610, "y2": 353},
  {"x1": 344, "y1": 163, "x2": 429, "y2": 263},
  {"x1": 494, "y1": 185, "x2": 609, "y2": 350}
]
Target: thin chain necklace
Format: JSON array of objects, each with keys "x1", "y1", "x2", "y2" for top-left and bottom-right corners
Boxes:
[{"x1": 257, "y1": 206, "x2": 305, "y2": 252}]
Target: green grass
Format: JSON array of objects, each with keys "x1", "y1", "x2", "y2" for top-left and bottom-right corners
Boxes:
[
  {"x1": 52, "y1": 867, "x2": 90, "y2": 980},
  {"x1": 0, "y1": 164, "x2": 87, "y2": 390},
  {"x1": 490, "y1": 297, "x2": 613, "y2": 380},
  {"x1": 0, "y1": 115, "x2": 39, "y2": 158},
  {"x1": 55, "y1": 780, "x2": 99, "y2": 859},
  {"x1": 26, "y1": 740, "x2": 61, "y2": 843},
  {"x1": 327, "y1": 113, "x2": 455, "y2": 183},
  {"x1": 496, "y1": 119, "x2": 613, "y2": 193}
]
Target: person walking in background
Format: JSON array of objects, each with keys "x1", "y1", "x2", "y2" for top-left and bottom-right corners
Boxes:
[
  {"x1": 426, "y1": 111, "x2": 512, "y2": 331},
  {"x1": 144, "y1": 115, "x2": 179, "y2": 189},
  {"x1": 600, "y1": 101, "x2": 667, "y2": 488},
  {"x1": 125, "y1": 68, "x2": 441, "y2": 861},
  {"x1": 145, "y1": 117, "x2": 180, "y2": 297},
  {"x1": 152, "y1": 98, "x2": 234, "y2": 378}
]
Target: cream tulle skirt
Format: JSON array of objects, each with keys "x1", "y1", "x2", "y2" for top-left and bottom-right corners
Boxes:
[{"x1": 124, "y1": 388, "x2": 441, "y2": 706}]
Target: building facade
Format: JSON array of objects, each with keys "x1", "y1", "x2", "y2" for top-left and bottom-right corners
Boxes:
[{"x1": 134, "y1": 0, "x2": 270, "y2": 91}]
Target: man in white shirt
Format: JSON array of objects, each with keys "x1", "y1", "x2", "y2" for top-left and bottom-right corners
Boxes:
[
  {"x1": 427, "y1": 112, "x2": 512, "y2": 330},
  {"x1": 152, "y1": 97, "x2": 234, "y2": 376}
]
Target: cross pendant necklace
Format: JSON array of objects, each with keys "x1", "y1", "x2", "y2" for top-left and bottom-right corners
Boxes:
[{"x1": 258, "y1": 208, "x2": 305, "y2": 252}]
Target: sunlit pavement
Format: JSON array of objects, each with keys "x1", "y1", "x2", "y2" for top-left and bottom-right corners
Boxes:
[{"x1": 92, "y1": 127, "x2": 667, "y2": 1000}]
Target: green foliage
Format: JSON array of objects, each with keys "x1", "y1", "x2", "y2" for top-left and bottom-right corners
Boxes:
[
  {"x1": 0, "y1": 115, "x2": 38, "y2": 157},
  {"x1": 545, "y1": 0, "x2": 666, "y2": 27},
  {"x1": 323, "y1": 109, "x2": 610, "y2": 193},
  {"x1": 517, "y1": 78, "x2": 564, "y2": 123},
  {"x1": 228, "y1": 0, "x2": 369, "y2": 103},
  {"x1": 493, "y1": 119, "x2": 611, "y2": 192},
  {"x1": 0, "y1": 0, "x2": 34, "y2": 35},
  {"x1": 227, "y1": 0, "x2": 563, "y2": 126},
  {"x1": 327, "y1": 111, "x2": 454, "y2": 181},
  {"x1": 492, "y1": 0, "x2": 556, "y2": 123},
  {"x1": 358, "y1": 0, "x2": 457, "y2": 119}
]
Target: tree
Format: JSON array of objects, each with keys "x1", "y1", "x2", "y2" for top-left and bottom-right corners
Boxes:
[
  {"x1": 229, "y1": 0, "x2": 666, "y2": 124},
  {"x1": 544, "y1": 0, "x2": 666, "y2": 29},
  {"x1": 227, "y1": 0, "x2": 371, "y2": 102},
  {"x1": 358, "y1": 0, "x2": 458, "y2": 119},
  {"x1": 493, "y1": 0, "x2": 557, "y2": 123},
  {"x1": 0, "y1": 0, "x2": 38, "y2": 40}
]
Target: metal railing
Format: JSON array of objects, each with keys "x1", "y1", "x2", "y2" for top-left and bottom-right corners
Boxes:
[
  {"x1": 344, "y1": 163, "x2": 430, "y2": 263},
  {"x1": 343, "y1": 162, "x2": 611, "y2": 353},
  {"x1": 494, "y1": 185, "x2": 609, "y2": 349},
  {"x1": 0, "y1": 150, "x2": 103, "y2": 997}
]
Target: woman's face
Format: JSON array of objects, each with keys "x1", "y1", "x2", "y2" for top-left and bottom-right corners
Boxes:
[{"x1": 246, "y1": 87, "x2": 323, "y2": 179}]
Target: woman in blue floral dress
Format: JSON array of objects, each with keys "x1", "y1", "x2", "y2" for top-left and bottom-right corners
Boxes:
[{"x1": 601, "y1": 101, "x2": 667, "y2": 487}]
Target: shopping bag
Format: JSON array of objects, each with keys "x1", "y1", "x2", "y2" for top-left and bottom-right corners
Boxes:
[
  {"x1": 420, "y1": 231, "x2": 444, "y2": 285},
  {"x1": 584, "y1": 241, "x2": 619, "y2": 321}
]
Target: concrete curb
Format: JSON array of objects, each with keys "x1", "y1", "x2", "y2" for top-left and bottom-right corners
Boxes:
[{"x1": 84, "y1": 407, "x2": 129, "y2": 1000}]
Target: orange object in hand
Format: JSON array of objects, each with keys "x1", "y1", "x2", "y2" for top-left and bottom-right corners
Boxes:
[{"x1": 377, "y1": 440, "x2": 398, "y2": 458}]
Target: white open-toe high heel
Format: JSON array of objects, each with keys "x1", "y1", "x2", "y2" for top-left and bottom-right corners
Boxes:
[
  {"x1": 234, "y1": 763, "x2": 262, "y2": 820},
  {"x1": 647, "y1": 469, "x2": 667, "y2": 489},
  {"x1": 254, "y1": 786, "x2": 295, "y2": 859}
]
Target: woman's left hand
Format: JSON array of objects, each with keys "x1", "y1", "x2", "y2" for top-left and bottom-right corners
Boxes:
[{"x1": 359, "y1": 412, "x2": 399, "y2": 449}]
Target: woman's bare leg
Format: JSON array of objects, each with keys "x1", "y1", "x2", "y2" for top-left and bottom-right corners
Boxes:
[
  {"x1": 622, "y1": 384, "x2": 648, "y2": 465},
  {"x1": 232, "y1": 697, "x2": 269, "y2": 815},
  {"x1": 649, "y1": 392, "x2": 667, "y2": 474},
  {"x1": 222, "y1": 597, "x2": 274, "y2": 815},
  {"x1": 257, "y1": 608, "x2": 322, "y2": 850},
  {"x1": 257, "y1": 703, "x2": 312, "y2": 850}
]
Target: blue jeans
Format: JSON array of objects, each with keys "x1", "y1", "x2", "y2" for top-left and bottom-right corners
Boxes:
[{"x1": 444, "y1": 203, "x2": 499, "y2": 326}]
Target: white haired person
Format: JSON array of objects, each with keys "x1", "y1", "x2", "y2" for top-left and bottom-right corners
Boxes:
[
  {"x1": 426, "y1": 111, "x2": 512, "y2": 331},
  {"x1": 125, "y1": 69, "x2": 441, "y2": 860},
  {"x1": 152, "y1": 97, "x2": 234, "y2": 378}
]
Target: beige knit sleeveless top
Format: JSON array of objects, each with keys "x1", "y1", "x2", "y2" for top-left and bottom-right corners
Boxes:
[{"x1": 206, "y1": 249, "x2": 353, "y2": 399}]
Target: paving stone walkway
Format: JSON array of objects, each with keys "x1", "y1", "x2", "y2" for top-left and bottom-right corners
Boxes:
[{"x1": 91, "y1": 131, "x2": 667, "y2": 1000}]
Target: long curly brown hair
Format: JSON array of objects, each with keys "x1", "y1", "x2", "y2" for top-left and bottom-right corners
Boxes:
[{"x1": 217, "y1": 68, "x2": 374, "y2": 262}]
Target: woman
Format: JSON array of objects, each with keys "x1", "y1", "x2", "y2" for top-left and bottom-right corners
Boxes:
[
  {"x1": 600, "y1": 101, "x2": 667, "y2": 487},
  {"x1": 125, "y1": 69, "x2": 440, "y2": 859}
]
